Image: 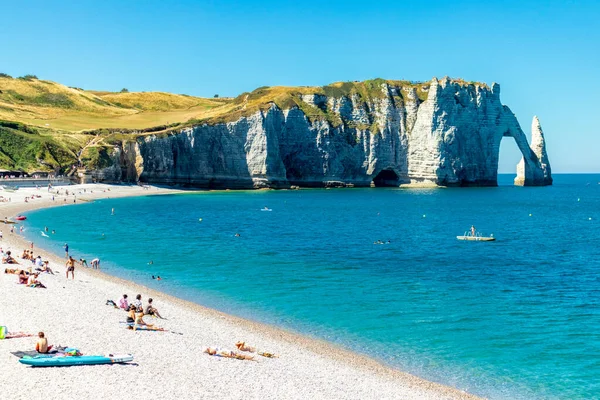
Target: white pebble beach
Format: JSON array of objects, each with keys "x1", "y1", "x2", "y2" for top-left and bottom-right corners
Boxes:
[{"x1": 0, "y1": 184, "x2": 480, "y2": 399}]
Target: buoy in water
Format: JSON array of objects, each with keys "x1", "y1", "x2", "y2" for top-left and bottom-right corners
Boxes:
[
  {"x1": 578, "y1": 198, "x2": 581, "y2": 202},
  {"x1": 422, "y1": 214, "x2": 426, "y2": 218},
  {"x1": 199, "y1": 218, "x2": 203, "y2": 222},
  {"x1": 529, "y1": 214, "x2": 532, "y2": 217}
]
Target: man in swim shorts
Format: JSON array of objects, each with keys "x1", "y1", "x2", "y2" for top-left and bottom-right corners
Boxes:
[{"x1": 65, "y1": 256, "x2": 75, "y2": 279}]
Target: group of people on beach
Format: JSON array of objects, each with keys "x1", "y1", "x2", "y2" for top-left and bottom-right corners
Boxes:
[
  {"x1": 106, "y1": 293, "x2": 167, "y2": 331},
  {"x1": 2, "y1": 245, "x2": 56, "y2": 288},
  {"x1": 203, "y1": 341, "x2": 278, "y2": 361}
]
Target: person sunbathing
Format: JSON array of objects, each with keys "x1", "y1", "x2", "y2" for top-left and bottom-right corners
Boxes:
[
  {"x1": 235, "y1": 341, "x2": 278, "y2": 358},
  {"x1": 235, "y1": 341, "x2": 256, "y2": 352},
  {"x1": 134, "y1": 311, "x2": 154, "y2": 328},
  {"x1": 204, "y1": 347, "x2": 256, "y2": 361},
  {"x1": 18, "y1": 269, "x2": 29, "y2": 284},
  {"x1": 144, "y1": 298, "x2": 165, "y2": 319},
  {"x1": 126, "y1": 305, "x2": 136, "y2": 324},
  {"x1": 3, "y1": 250, "x2": 18, "y2": 264},
  {"x1": 36, "y1": 332, "x2": 53, "y2": 353},
  {"x1": 28, "y1": 273, "x2": 46, "y2": 288},
  {"x1": 37, "y1": 261, "x2": 54, "y2": 275}
]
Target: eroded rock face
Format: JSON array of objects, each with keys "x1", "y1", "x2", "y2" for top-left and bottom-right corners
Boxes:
[{"x1": 102, "y1": 78, "x2": 551, "y2": 188}]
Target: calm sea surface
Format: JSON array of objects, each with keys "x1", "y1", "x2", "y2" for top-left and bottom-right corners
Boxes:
[{"x1": 23, "y1": 174, "x2": 600, "y2": 399}]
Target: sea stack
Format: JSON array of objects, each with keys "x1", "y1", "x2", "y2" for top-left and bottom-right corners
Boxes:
[{"x1": 514, "y1": 116, "x2": 552, "y2": 186}]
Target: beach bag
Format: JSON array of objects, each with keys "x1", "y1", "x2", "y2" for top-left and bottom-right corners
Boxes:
[{"x1": 0, "y1": 326, "x2": 6, "y2": 339}]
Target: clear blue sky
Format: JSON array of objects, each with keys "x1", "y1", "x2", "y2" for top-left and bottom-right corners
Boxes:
[{"x1": 1, "y1": 0, "x2": 598, "y2": 172}]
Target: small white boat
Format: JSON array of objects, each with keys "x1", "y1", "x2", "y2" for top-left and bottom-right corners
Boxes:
[{"x1": 456, "y1": 231, "x2": 495, "y2": 242}]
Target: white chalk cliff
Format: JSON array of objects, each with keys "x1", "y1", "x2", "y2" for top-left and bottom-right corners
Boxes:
[{"x1": 95, "y1": 77, "x2": 552, "y2": 188}]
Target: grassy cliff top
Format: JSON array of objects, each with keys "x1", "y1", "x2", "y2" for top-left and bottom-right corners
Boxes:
[
  {"x1": 0, "y1": 76, "x2": 228, "y2": 131},
  {"x1": 0, "y1": 75, "x2": 487, "y2": 132}
]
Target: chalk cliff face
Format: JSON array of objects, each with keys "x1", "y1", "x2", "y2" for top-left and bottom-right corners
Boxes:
[{"x1": 94, "y1": 78, "x2": 552, "y2": 188}]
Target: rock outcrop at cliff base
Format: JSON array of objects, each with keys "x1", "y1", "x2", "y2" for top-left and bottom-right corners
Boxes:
[{"x1": 93, "y1": 77, "x2": 552, "y2": 188}]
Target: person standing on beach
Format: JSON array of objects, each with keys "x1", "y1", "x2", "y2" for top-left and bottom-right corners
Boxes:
[
  {"x1": 65, "y1": 256, "x2": 75, "y2": 279},
  {"x1": 64, "y1": 243, "x2": 69, "y2": 258},
  {"x1": 0, "y1": 230, "x2": 2, "y2": 240}
]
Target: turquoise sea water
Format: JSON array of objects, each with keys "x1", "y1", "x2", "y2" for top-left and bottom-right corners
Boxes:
[{"x1": 22, "y1": 174, "x2": 600, "y2": 399}]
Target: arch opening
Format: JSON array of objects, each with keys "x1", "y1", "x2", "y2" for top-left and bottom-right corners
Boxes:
[
  {"x1": 498, "y1": 136, "x2": 523, "y2": 186},
  {"x1": 372, "y1": 169, "x2": 400, "y2": 187}
]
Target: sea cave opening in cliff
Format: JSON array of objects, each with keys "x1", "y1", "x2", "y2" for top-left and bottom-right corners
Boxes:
[{"x1": 372, "y1": 169, "x2": 400, "y2": 187}]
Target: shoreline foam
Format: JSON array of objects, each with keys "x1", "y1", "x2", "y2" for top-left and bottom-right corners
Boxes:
[{"x1": 0, "y1": 184, "x2": 480, "y2": 399}]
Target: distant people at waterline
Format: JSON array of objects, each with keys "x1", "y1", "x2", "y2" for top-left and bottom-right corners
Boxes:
[
  {"x1": 64, "y1": 243, "x2": 69, "y2": 258},
  {"x1": 91, "y1": 258, "x2": 100, "y2": 269}
]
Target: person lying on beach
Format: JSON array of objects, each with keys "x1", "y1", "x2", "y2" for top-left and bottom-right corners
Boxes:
[
  {"x1": 144, "y1": 298, "x2": 165, "y2": 319},
  {"x1": 203, "y1": 347, "x2": 256, "y2": 361},
  {"x1": 235, "y1": 341, "x2": 279, "y2": 358},
  {"x1": 35, "y1": 332, "x2": 53, "y2": 353},
  {"x1": 119, "y1": 294, "x2": 129, "y2": 310}
]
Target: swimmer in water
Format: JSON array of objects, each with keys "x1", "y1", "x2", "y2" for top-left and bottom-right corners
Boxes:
[
  {"x1": 148, "y1": 260, "x2": 153, "y2": 265},
  {"x1": 235, "y1": 233, "x2": 240, "y2": 237},
  {"x1": 111, "y1": 208, "x2": 115, "y2": 215}
]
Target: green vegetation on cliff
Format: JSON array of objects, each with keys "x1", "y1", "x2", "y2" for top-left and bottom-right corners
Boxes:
[{"x1": 0, "y1": 121, "x2": 80, "y2": 171}]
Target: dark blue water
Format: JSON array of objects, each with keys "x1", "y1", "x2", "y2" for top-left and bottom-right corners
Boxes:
[{"x1": 23, "y1": 174, "x2": 600, "y2": 399}]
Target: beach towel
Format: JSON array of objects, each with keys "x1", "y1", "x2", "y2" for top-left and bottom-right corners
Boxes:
[{"x1": 11, "y1": 350, "x2": 58, "y2": 358}]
